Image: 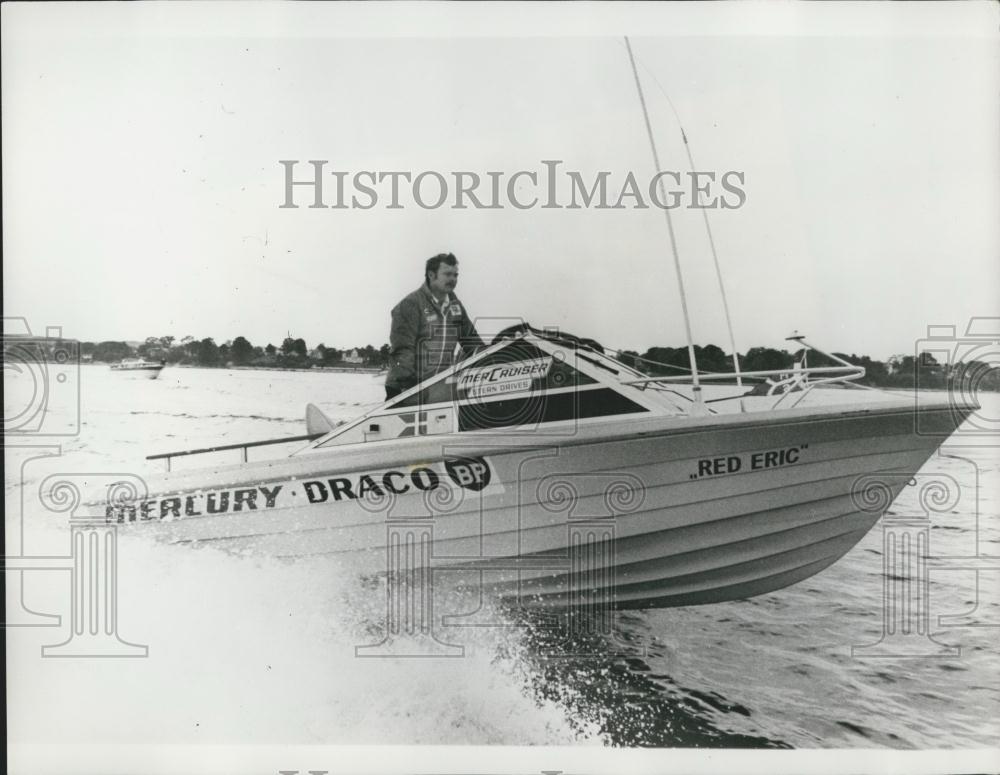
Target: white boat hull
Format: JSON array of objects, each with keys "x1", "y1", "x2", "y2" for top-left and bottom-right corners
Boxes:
[
  {"x1": 96, "y1": 398, "x2": 973, "y2": 609},
  {"x1": 110, "y1": 365, "x2": 165, "y2": 379}
]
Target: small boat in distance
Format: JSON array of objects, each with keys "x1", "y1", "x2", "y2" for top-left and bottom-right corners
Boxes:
[{"x1": 109, "y1": 358, "x2": 166, "y2": 379}]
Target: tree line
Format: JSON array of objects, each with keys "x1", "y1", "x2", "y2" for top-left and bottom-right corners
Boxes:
[
  {"x1": 618, "y1": 344, "x2": 998, "y2": 391},
  {"x1": 80, "y1": 336, "x2": 391, "y2": 369},
  {"x1": 74, "y1": 335, "x2": 997, "y2": 390}
]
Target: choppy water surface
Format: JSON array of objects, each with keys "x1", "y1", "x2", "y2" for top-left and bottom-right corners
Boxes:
[{"x1": 5, "y1": 365, "x2": 998, "y2": 748}]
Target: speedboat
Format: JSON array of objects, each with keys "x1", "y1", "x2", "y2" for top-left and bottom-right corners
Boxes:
[
  {"x1": 109, "y1": 358, "x2": 166, "y2": 379},
  {"x1": 88, "y1": 38, "x2": 975, "y2": 611},
  {"x1": 95, "y1": 325, "x2": 975, "y2": 609}
]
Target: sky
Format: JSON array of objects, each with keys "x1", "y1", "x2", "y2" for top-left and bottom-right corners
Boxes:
[{"x1": 3, "y1": 2, "x2": 998, "y2": 360}]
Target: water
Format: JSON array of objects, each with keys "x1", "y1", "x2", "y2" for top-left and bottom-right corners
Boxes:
[{"x1": 5, "y1": 365, "x2": 999, "y2": 749}]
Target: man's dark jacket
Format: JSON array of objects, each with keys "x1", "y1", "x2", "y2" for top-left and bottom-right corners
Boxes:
[{"x1": 385, "y1": 284, "x2": 484, "y2": 393}]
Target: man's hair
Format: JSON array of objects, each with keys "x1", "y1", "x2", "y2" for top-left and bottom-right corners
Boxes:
[{"x1": 425, "y1": 253, "x2": 458, "y2": 284}]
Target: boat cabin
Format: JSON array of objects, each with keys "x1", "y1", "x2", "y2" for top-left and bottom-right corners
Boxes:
[{"x1": 304, "y1": 326, "x2": 666, "y2": 449}]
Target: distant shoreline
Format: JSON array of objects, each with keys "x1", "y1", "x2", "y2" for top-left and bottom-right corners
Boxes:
[
  {"x1": 83, "y1": 362, "x2": 998, "y2": 394},
  {"x1": 87, "y1": 362, "x2": 385, "y2": 375},
  {"x1": 228, "y1": 364, "x2": 384, "y2": 375}
]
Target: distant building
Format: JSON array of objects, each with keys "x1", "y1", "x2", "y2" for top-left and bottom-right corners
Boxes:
[
  {"x1": 308, "y1": 348, "x2": 324, "y2": 361},
  {"x1": 343, "y1": 349, "x2": 364, "y2": 364}
]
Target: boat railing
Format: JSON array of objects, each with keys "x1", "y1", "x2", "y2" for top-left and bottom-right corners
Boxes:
[
  {"x1": 147, "y1": 433, "x2": 325, "y2": 472},
  {"x1": 620, "y1": 335, "x2": 867, "y2": 413},
  {"x1": 626, "y1": 365, "x2": 862, "y2": 384},
  {"x1": 625, "y1": 364, "x2": 864, "y2": 407}
]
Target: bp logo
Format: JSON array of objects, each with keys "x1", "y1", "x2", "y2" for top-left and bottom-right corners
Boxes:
[{"x1": 444, "y1": 457, "x2": 492, "y2": 491}]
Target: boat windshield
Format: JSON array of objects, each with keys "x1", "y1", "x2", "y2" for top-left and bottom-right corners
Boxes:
[
  {"x1": 301, "y1": 328, "x2": 657, "y2": 449},
  {"x1": 390, "y1": 338, "x2": 599, "y2": 409}
]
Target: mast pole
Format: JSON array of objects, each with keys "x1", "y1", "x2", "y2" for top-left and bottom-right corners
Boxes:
[{"x1": 624, "y1": 36, "x2": 704, "y2": 408}]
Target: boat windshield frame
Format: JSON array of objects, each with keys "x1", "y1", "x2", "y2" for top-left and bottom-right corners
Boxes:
[{"x1": 305, "y1": 328, "x2": 669, "y2": 450}]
